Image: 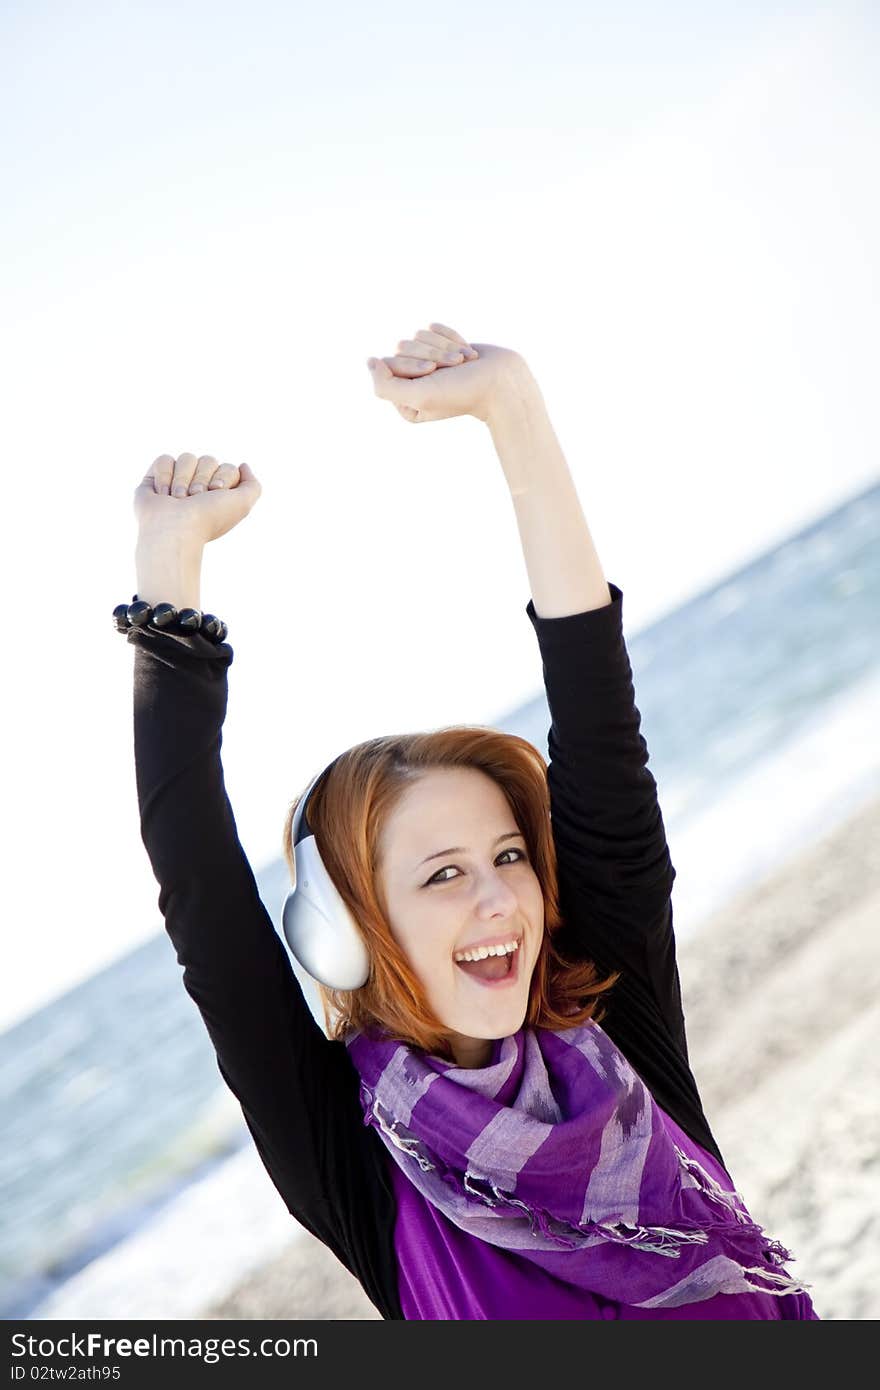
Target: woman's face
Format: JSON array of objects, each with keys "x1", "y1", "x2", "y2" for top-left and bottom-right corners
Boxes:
[{"x1": 376, "y1": 766, "x2": 546, "y2": 1068}]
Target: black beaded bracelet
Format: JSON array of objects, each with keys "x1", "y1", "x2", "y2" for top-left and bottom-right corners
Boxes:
[{"x1": 112, "y1": 593, "x2": 228, "y2": 644}]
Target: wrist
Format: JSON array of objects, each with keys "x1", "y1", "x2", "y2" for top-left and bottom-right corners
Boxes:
[
  {"x1": 482, "y1": 365, "x2": 559, "y2": 497},
  {"x1": 135, "y1": 532, "x2": 204, "y2": 612},
  {"x1": 480, "y1": 356, "x2": 540, "y2": 422},
  {"x1": 135, "y1": 524, "x2": 204, "y2": 557}
]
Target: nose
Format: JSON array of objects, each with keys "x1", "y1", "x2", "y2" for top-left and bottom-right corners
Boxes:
[{"x1": 475, "y1": 866, "x2": 520, "y2": 918}]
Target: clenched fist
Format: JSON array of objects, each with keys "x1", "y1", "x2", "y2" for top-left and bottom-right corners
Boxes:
[
  {"x1": 134, "y1": 453, "x2": 262, "y2": 547},
  {"x1": 366, "y1": 321, "x2": 526, "y2": 425}
]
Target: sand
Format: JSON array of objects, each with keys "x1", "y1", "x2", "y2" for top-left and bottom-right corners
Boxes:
[{"x1": 201, "y1": 795, "x2": 880, "y2": 1322}]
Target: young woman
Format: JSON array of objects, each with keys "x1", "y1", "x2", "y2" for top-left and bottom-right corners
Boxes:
[{"x1": 119, "y1": 321, "x2": 819, "y2": 1320}]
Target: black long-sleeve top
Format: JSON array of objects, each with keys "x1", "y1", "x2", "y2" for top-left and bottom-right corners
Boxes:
[{"x1": 129, "y1": 581, "x2": 725, "y2": 1322}]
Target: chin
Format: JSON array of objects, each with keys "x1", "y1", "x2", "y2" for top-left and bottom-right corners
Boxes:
[
  {"x1": 472, "y1": 1000, "x2": 530, "y2": 1040},
  {"x1": 441, "y1": 956, "x2": 536, "y2": 1043}
]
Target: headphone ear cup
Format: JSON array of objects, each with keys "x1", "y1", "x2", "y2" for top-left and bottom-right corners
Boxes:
[{"x1": 282, "y1": 834, "x2": 371, "y2": 989}]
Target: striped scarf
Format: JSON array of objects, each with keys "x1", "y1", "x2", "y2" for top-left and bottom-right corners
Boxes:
[{"x1": 345, "y1": 1019, "x2": 812, "y2": 1309}]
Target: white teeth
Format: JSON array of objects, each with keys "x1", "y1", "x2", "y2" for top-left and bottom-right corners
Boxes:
[{"x1": 454, "y1": 939, "x2": 520, "y2": 963}]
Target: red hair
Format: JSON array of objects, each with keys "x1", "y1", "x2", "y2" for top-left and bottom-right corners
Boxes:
[{"x1": 282, "y1": 725, "x2": 620, "y2": 1060}]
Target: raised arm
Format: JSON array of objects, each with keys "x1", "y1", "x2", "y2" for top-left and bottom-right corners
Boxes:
[
  {"x1": 126, "y1": 457, "x2": 396, "y2": 1282},
  {"x1": 366, "y1": 337, "x2": 675, "y2": 932},
  {"x1": 485, "y1": 368, "x2": 675, "y2": 894},
  {"x1": 486, "y1": 370, "x2": 681, "y2": 1018},
  {"x1": 484, "y1": 365, "x2": 613, "y2": 619},
  {"x1": 366, "y1": 337, "x2": 686, "y2": 1056}
]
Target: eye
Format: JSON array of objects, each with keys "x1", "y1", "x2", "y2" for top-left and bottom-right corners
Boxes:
[{"x1": 424, "y1": 847, "x2": 527, "y2": 887}]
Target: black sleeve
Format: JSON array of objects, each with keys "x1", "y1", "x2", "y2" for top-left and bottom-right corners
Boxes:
[
  {"x1": 128, "y1": 624, "x2": 401, "y2": 1316},
  {"x1": 525, "y1": 584, "x2": 726, "y2": 1170}
]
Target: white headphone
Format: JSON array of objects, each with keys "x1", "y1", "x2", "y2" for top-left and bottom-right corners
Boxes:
[{"x1": 281, "y1": 758, "x2": 371, "y2": 990}]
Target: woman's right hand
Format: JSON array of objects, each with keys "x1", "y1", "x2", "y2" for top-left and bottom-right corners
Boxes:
[{"x1": 134, "y1": 453, "x2": 263, "y2": 547}]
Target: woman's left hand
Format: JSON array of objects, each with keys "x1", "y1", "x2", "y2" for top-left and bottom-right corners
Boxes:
[{"x1": 366, "y1": 322, "x2": 527, "y2": 425}]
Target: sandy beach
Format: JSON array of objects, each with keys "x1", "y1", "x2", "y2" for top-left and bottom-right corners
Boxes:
[{"x1": 201, "y1": 794, "x2": 880, "y2": 1322}]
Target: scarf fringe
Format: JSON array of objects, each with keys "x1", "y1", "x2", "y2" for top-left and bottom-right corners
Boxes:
[
  {"x1": 591, "y1": 1220, "x2": 709, "y2": 1257},
  {"x1": 675, "y1": 1146, "x2": 751, "y2": 1221},
  {"x1": 362, "y1": 1086, "x2": 437, "y2": 1173},
  {"x1": 739, "y1": 1265, "x2": 815, "y2": 1297},
  {"x1": 674, "y1": 1146, "x2": 809, "y2": 1277},
  {"x1": 458, "y1": 1168, "x2": 709, "y2": 1258}
]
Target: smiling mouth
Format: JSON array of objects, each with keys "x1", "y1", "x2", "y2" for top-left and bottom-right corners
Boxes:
[{"x1": 454, "y1": 941, "x2": 521, "y2": 986}]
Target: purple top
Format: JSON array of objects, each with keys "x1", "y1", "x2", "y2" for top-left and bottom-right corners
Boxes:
[{"x1": 389, "y1": 1108, "x2": 819, "y2": 1320}]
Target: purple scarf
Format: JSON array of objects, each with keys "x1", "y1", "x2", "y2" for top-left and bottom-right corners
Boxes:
[{"x1": 345, "y1": 1019, "x2": 813, "y2": 1309}]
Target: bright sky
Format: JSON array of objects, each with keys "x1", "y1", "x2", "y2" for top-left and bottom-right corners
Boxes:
[{"x1": 2, "y1": 1, "x2": 877, "y2": 1032}]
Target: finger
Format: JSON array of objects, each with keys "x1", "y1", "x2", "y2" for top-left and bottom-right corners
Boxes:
[
  {"x1": 366, "y1": 358, "x2": 429, "y2": 407},
  {"x1": 415, "y1": 328, "x2": 478, "y2": 360},
  {"x1": 427, "y1": 323, "x2": 478, "y2": 357},
  {"x1": 171, "y1": 452, "x2": 199, "y2": 498},
  {"x1": 237, "y1": 461, "x2": 262, "y2": 495},
  {"x1": 145, "y1": 454, "x2": 175, "y2": 495},
  {"x1": 385, "y1": 354, "x2": 438, "y2": 377},
  {"x1": 207, "y1": 462, "x2": 240, "y2": 490},
  {"x1": 396, "y1": 337, "x2": 463, "y2": 365},
  {"x1": 187, "y1": 454, "x2": 220, "y2": 494}
]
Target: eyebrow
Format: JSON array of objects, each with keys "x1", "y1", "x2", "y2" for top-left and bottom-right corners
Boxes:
[{"x1": 416, "y1": 831, "x2": 525, "y2": 869}]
